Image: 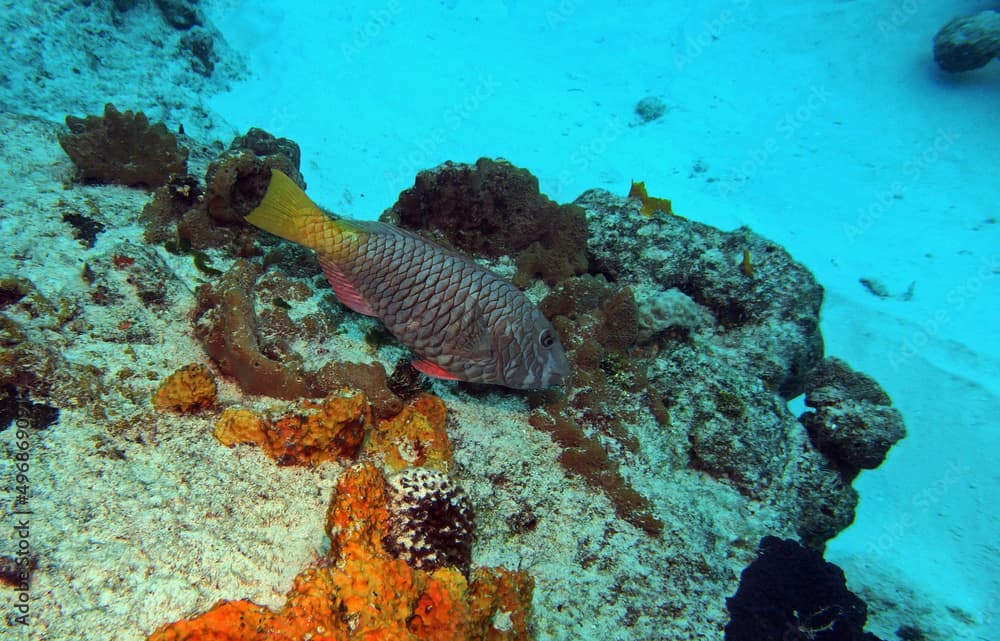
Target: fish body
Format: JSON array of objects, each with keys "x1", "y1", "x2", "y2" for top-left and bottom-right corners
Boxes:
[{"x1": 245, "y1": 169, "x2": 569, "y2": 389}]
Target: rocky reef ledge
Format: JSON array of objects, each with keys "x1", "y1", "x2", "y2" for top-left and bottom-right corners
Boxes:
[{"x1": 0, "y1": 112, "x2": 901, "y2": 640}]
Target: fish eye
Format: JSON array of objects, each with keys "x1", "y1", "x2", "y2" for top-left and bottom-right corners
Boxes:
[{"x1": 539, "y1": 329, "x2": 555, "y2": 348}]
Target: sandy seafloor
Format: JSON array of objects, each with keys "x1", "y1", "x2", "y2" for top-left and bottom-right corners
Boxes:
[{"x1": 0, "y1": 0, "x2": 998, "y2": 640}]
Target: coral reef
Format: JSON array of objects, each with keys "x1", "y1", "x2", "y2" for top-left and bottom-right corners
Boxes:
[
  {"x1": 147, "y1": 462, "x2": 533, "y2": 641},
  {"x1": 539, "y1": 189, "x2": 861, "y2": 548},
  {"x1": 213, "y1": 391, "x2": 369, "y2": 466},
  {"x1": 933, "y1": 10, "x2": 1000, "y2": 72},
  {"x1": 193, "y1": 258, "x2": 404, "y2": 416},
  {"x1": 383, "y1": 466, "x2": 475, "y2": 575},
  {"x1": 382, "y1": 168, "x2": 886, "y2": 549},
  {"x1": 177, "y1": 127, "x2": 304, "y2": 249},
  {"x1": 799, "y1": 357, "x2": 906, "y2": 479},
  {"x1": 151, "y1": 363, "x2": 217, "y2": 413},
  {"x1": 725, "y1": 536, "x2": 884, "y2": 641},
  {"x1": 381, "y1": 158, "x2": 589, "y2": 286},
  {"x1": 532, "y1": 273, "x2": 664, "y2": 536},
  {"x1": 58, "y1": 103, "x2": 188, "y2": 188},
  {"x1": 579, "y1": 189, "x2": 823, "y2": 399}
]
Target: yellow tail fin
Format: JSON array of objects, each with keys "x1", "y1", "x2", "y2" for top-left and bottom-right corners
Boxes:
[{"x1": 245, "y1": 169, "x2": 333, "y2": 251}]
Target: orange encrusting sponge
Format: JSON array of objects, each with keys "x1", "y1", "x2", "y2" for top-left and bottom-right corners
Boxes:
[
  {"x1": 146, "y1": 462, "x2": 535, "y2": 641},
  {"x1": 152, "y1": 363, "x2": 218, "y2": 413},
  {"x1": 213, "y1": 391, "x2": 370, "y2": 466},
  {"x1": 361, "y1": 394, "x2": 455, "y2": 472}
]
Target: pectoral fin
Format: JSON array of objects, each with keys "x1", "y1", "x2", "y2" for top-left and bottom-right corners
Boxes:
[
  {"x1": 318, "y1": 257, "x2": 375, "y2": 316},
  {"x1": 412, "y1": 359, "x2": 462, "y2": 381}
]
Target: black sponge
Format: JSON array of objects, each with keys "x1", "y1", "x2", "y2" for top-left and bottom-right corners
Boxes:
[{"x1": 725, "y1": 536, "x2": 883, "y2": 641}]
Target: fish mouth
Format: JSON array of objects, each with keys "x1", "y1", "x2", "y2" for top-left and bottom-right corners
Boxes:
[{"x1": 540, "y1": 352, "x2": 570, "y2": 388}]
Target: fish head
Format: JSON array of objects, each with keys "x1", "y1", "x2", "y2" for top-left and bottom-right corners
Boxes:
[{"x1": 497, "y1": 306, "x2": 570, "y2": 389}]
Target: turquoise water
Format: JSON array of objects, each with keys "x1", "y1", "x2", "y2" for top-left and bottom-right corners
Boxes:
[{"x1": 0, "y1": 2, "x2": 997, "y2": 640}]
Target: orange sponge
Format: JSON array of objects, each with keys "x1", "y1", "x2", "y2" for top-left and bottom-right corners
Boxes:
[
  {"x1": 362, "y1": 394, "x2": 454, "y2": 472},
  {"x1": 213, "y1": 391, "x2": 370, "y2": 466},
  {"x1": 147, "y1": 462, "x2": 535, "y2": 641},
  {"x1": 152, "y1": 363, "x2": 217, "y2": 413}
]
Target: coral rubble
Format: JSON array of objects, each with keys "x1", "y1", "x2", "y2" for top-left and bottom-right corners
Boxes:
[{"x1": 58, "y1": 103, "x2": 188, "y2": 188}]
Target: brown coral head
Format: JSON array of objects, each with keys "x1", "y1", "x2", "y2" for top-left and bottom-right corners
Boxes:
[
  {"x1": 202, "y1": 128, "x2": 305, "y2": 226},
  {"x1": 58, "y1": 103, "x2": 188, "y2": 188}
]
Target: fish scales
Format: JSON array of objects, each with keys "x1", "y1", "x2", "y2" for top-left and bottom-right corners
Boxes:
[{"x1": 244, "y1": 169, "x2": 569, "y2": 389}]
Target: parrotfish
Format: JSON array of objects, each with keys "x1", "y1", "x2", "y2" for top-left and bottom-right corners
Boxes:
[{"x1": 245, "y1": 169, "x2": 570, "y2": 389}]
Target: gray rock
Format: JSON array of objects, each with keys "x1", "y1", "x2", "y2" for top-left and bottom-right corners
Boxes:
[
  {"x1": 799, "y1": 357, "x2": 906, "y2": 477},
  {"x1": 933, "y1": 10, "x2": 1000, "y2": 72},
  {"x1": 635, "y1": 96, "x2": 667, "y2": 123},
  {"x1": 578, "y1": 189, "x2": 824, "y2": 399},
  {"x1": 154, "y1": 0, "x2": 203, "y2": 30}
]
